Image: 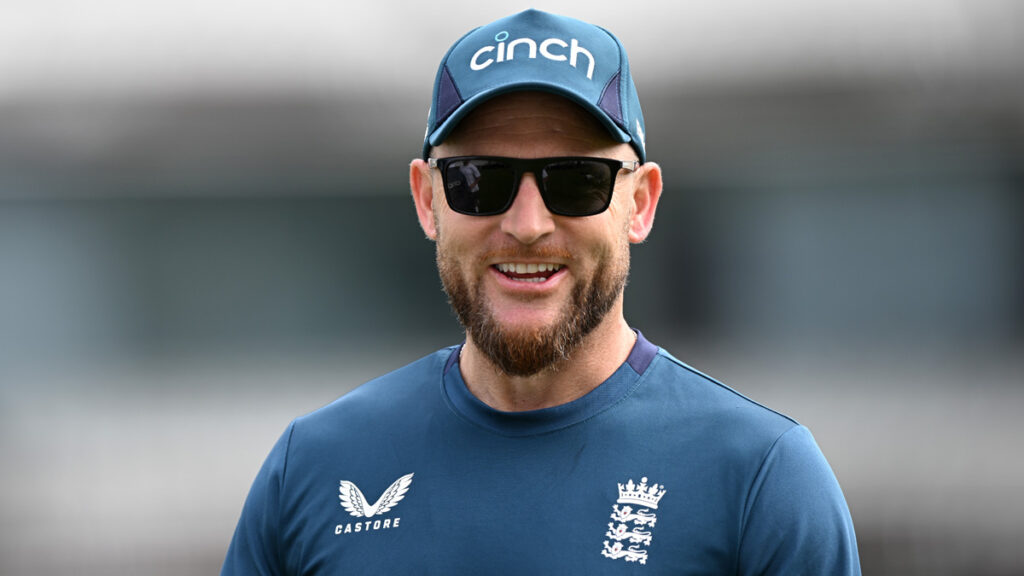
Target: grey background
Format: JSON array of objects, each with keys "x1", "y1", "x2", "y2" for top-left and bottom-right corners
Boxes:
[{"x1": 1, "y1": 1, "x2": 1022, "y2": 574}]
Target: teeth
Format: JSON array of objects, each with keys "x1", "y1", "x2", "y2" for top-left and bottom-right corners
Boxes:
[{"x1": 496, "y1": 263, "x2": 563, "y2": 274}]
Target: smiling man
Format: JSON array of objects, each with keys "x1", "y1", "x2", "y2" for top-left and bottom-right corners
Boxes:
[
  {"x1": 413, "y1": 90, "x2": 656, "y2": 411},
  {"x1": 223, "y1": 9, "x2": 860, "y2": 574}
]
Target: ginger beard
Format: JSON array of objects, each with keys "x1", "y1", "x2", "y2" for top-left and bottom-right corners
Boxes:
[{"x1": 435, "y1": 217, "x2": 632, "y2": 377}]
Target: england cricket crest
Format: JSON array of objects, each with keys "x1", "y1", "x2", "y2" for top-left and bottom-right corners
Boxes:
[{"x1": 601, "y1": 477, "x2": 666, "y2": 566}]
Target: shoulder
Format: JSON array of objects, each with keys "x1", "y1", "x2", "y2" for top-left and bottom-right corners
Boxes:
[
  {"x1": 290, "y1": 346, "x2": 456, "y2": 439},
  {"x1": 646, "y1": 348, "x2": 799, "y2": 434},
  {"x1": 620, "y1": 346, "x2": 805, "y2": 475},
  {"x1": 640, "y1": 346, "x2": 859, "y2": 572}
]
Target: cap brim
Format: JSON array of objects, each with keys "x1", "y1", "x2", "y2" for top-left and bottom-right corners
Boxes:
[{"x1": 426, "y1": 83, "x2": 632, "y2": 152}]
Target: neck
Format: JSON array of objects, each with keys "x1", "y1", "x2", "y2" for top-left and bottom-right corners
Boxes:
[{"x1": 459, "y1": 307, "x2": 636, "y2": 412}]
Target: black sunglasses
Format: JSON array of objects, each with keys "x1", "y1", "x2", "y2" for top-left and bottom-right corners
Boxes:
[{"x1": 428, "y1": 156, "x2": 639, "y2": 217}]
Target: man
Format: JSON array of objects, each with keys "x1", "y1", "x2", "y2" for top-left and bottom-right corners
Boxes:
[{"x1": 223, "y1": 9, "x2": 860, "y2": 574}]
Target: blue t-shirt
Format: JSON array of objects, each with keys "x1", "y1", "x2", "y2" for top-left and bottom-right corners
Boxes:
[{"x1": 223, "y1": 332, "x2": 860, "y2": 574}]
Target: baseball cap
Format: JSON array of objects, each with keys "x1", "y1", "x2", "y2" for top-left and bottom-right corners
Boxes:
[{"x1": 422, "y1": 9, "x2": 647, "y2": 163}]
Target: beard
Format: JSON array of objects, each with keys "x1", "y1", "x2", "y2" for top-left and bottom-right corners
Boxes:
[{"x1": 436, "y1": 228, "x2": 630, "y2": 378}]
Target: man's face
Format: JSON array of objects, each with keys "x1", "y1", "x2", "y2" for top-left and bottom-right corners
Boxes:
[{"x1": 425, "y1": 92, "x2": 641, "y2": 377}]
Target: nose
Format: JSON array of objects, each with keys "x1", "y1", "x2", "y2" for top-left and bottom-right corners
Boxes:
[{"x1": 499, "y1": 173, "x2": 556, "y2": 244}]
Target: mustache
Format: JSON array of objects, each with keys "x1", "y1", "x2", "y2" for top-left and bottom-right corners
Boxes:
[{"x1": 479, "y1": 245, "x2": 574, "y2": 263}]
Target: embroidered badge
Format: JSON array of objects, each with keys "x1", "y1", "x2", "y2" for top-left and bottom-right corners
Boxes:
[{"x1": 601, "y1": 477, "x2": 666, "y2": 565}]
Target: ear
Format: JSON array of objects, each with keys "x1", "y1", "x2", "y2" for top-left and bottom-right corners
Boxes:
[
  {"x1": 410, "y1": 158, "x2": 438, "y2": 240},
  {"x1": 626, "y1": 161, "x2": 663, "y2": 243}
]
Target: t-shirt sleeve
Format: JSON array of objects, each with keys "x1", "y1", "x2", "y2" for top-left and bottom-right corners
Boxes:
[
  {"x1": 221, "y1": 422, "x2": 294, "y2": 576},
  {"x1": 737, "y1": 425, "x2": 861, "y2": 575}
]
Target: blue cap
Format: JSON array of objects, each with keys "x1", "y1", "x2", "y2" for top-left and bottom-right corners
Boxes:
[{"x1": 422, "y1": 9, "x2": 647, "y2": 162}]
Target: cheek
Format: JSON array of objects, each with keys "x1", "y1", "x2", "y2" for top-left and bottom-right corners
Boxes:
[
  {"x1": 605, "y1": 193, "x2": 634, "y2": 226},
  {"x1": 434, "y1": 213, "x2": 492, "y2": 258},
  {"x1": 571, "y1": 213, "x2": 632, "y2": 255}
]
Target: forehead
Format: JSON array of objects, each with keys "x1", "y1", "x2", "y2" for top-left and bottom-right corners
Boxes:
[{"x1": 436, "y1": 91, "x2": 627, "y2": 158}]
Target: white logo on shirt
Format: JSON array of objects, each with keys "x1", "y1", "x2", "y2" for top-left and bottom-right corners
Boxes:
[
  {"x1": 339, "y1": 473, "x2": 414, "y2": 518},
  {"x1": 334, "y1": 473, "x2": 414, "y2": 536},
  {"x1": 601, "y1": 476, "x2": 667, "y2": 565}
]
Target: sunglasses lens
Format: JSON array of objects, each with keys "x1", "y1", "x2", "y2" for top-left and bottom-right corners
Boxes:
[
  {"x1": 443, "y1": 159, "x2": 516, "y2": 215},
  {"x1": 542, "y1": 160, "x2": 614, "y2": 216},
  {"x1": 439, "y1": 157, "x2": 620, "y2": 217}
]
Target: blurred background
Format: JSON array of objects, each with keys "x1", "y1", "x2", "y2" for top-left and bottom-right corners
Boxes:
[{"x1": 1, "y1": 0, "x2": 1022, "y2": 574}]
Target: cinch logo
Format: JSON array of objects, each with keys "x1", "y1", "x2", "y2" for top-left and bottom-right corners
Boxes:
[{"x1": 470, "y1": 30, "x2": 596, "y2": 80}]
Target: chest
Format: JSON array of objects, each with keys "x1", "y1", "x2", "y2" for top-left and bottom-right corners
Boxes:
[{"x1": 280, "y1": 432, "x2": 743, "y2": 575}]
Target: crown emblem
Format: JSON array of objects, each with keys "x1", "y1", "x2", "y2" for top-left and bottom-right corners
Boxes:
[{"x1": 616, "y1": 477, "x2": 666, "y2": 510}]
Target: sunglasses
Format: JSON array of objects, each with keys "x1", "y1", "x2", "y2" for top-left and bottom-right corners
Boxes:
[{"x1": 428, "y1": 156, "x2": 639, "y2": 217}]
